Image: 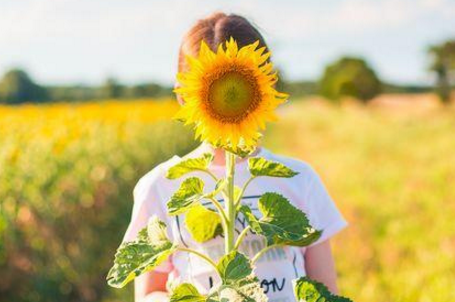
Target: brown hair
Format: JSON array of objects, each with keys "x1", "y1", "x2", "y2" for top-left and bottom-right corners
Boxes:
[{"x1": 178, "y1": 12, "x2": 269, "y2": 73}]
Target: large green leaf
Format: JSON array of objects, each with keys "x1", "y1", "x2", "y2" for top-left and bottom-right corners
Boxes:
[
  {"x1": 170, "y1": 279, "x2": 268, "y2": 302},
  {"x1": 166, "y1": 153, "x2": 214, "y2": 179},
  {"x1": 207, "y1": 276, "x2": 267, "y2": 302},
  {"x1": 248, "y1": 157, "x2": 298, "y2": 178},
  {"x1": 208, "y1": 252, "x2": 267, "y2": 302},
  {"x1": 169, "y1": 253, "x2": 267, "y2": 302},
  {"x1": 217, "y1": 251, "x2": 252, "y2": 284},
  {"x1": 185, "y1": 205, "x2": 223, "y2": 243},
  {"x1": 167, "y1": 177, "x2": 227, "y2": 216},
  {"x1": 106, "y1": 216, "x2": 176, "y2": 288},
  {"x1": 294, "y1": 277, "x2": 353, "y2": 302},
  {"x1": 167, "y1": 177, "x2": 205, "y2": 215},
  {"x1": 170, "y1": 283, "x2": 206, "y2": 302},
  {"x1": 233, "y1": 275, "x2": 268, "y2": 302},
  {"x1": 240, "y1": 193, "x2": 321, "y2": 246}
]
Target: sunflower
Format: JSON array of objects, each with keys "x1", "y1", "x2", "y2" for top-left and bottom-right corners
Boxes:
[{"x1": 174, "y1": 38, "x2": 288, "y2": 150}]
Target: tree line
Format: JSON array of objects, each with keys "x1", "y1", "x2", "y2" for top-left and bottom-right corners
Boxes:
[
  {"x1": 1, "y1": 39, "x2": 453, "y2": 105},
  {"x1": 0, "y1": 71, "x2": 173, "y2": 104}
]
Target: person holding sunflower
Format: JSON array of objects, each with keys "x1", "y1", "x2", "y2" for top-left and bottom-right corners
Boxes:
[{"x1": 122, "y1": 12, "x2": 348, "y2": 302}]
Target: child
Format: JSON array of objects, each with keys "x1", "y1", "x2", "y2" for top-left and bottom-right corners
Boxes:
[{"x1": 123, "y1": 12, "x2": 348, "y2": 302}]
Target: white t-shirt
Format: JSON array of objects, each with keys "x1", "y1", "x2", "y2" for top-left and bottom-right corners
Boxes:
[{"x1": 123, "y1": 144, "x2": 347, "y2": 302}]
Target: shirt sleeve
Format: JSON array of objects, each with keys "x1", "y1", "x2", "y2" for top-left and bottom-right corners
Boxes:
[
  {"x1": 301, "y1": 166, "x2": 348, "y2": 247},
  {"x1": 121, "y1": 170, "x2": 174, "y2": 273}
]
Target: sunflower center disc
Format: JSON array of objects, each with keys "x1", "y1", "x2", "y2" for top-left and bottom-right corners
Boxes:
[{"x1": 209, "y1": 71, "x2": 257, "y2": 121}]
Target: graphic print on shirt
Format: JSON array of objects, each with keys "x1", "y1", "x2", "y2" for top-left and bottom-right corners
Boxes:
[{"x1": 172, "y1": 194, "x2": 305, "y2": 302}]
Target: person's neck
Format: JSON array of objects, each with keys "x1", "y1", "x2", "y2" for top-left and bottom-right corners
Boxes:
[{"x1": 200, "y1": 142, "x2": 262, "y2": 166}]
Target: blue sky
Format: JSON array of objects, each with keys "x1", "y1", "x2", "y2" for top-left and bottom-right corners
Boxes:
[{"x1": 0, "y1": 0, "x2": 454, "y2": 85}]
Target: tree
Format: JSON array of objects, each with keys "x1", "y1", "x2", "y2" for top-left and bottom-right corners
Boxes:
[
  {"x1": 101, "y1": 77, "x2": 124, "y2": 99},
  {"x1": 428, "y1": 39, "x2": 455, "y2": 103},
  {"x1": 0, "y1": 69, "x2": 47, "y2": 104},
  {"x1": 319, "y1": 56, "x2": 382, "y2": 102}
]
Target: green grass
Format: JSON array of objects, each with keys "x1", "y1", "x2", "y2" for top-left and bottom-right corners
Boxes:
[{"x1": 264, "y1": 99, "x2": 455, "y2": 301}]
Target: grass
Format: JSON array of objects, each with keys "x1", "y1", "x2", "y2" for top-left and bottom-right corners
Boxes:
[{"x1": 264, "y1": 97, "x2": 455, "y2": 301}]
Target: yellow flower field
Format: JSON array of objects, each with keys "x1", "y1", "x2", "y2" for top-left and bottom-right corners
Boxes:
[
  {"x1": 1, "y1": 96, "x2": 454, "y2": 302},
  {"x1": 0, "y1": 99, "x2": 180, "y2": 159}
]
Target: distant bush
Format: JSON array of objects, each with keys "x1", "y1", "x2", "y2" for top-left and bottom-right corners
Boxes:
[
  {"x1": 280, "y1": 81, "x2": 318, "y2": 98},
  {"x1": 101, "y1": 78, "x2": 124, "y2": 99},
  {"x1": 381, "y1": 83, "x2": 432, "y2": 94},
  {"x1": 319, "y1": 57, "x2": 382, "y2": 102},
  {"x1": 45, "y1": 82, "x2": 174, "y2": 102},
  {"x1": 0, "y1": 68, "x2": 175, "y2": 103},
  {"x1": 0, "y1": 69, "x2": 48, "y2": 104},
  {"x1": 428, "y1": 39, "x2": 455, "y2": 103}
]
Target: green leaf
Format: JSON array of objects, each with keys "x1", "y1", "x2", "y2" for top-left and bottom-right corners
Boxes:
[
  {"x1": 217, "y1": 287, "x2": 244, "y2": 302},
  {"x1": 221, "y1": 144, "x2": 257, "y2": 158},
  {"x1": 208, "y1": 275, "x2": 267, "y2": 302},
  {"x1": 170, "y1": 283, "x2": 206, "y2": 302},
  {"x1": 294, "y1": 277, "x2": 353, "y2": 302},
  {"x1": 147, "y1": 216, "x2": 171, "y2": 245},
  {"x1": 240, "y1": 193, "x2": 321, "y2": 247},
  {"x1": 248, "y1": 157, "x2": 298, "y2": 178},
  {"x1": 167, "y1": 177, "x2": 205, "y2": 215},
  {"x1": 212, "y1": 252, "x2": 267, "y2": 301},
  {"x1": 217, "y1": 251, "x2": 252, "y2": 284},
  {"x1": 234, "y1": 275, "x2": 268, "y2": 302},
  {"x1": 166, "y1": 153, "x2": 214, "y2": 179},
  {"x1": 106, "y1": 216, "x2": 176, "y2": 288},
  {"x1": 185, "y1": 205, "x2": 223, "y2": 243},
  {"x1": 238, "y1": 206, "x2": 262, "y2": 235}
]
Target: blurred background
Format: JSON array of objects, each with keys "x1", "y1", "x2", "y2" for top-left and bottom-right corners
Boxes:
[{"x1": 1, "y1": 0, "x2": 454, "y2": 301}]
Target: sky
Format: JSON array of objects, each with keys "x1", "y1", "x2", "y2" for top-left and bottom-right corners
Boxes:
[{"x1": 0, "y1": 0, "x2": 454, "y2": 86}]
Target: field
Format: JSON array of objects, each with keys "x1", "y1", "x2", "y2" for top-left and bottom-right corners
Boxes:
[{"x1": 1, "y1": 95, "x2": 454, "y2": 302}]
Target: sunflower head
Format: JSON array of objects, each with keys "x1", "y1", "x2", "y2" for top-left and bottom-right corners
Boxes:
[{"x1": 174, "y1": 38, "x2": 288, "y2": 151}]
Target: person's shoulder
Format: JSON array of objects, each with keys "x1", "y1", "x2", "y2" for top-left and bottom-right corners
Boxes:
[
  {"x1": 133, "y1": 155, "x2": 181, "y2": 197},
  {"x1": 261, "y1": 148, "x2": 320, "y2": 182}
]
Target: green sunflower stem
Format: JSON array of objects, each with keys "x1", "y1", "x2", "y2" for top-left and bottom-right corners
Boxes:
[{"x1": 225, "y1": 150, "x2": 237, "y2": 254}]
